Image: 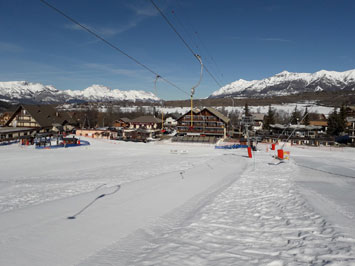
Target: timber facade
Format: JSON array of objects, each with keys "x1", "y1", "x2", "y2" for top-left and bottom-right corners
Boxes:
[
  {"x1": 1, "y1": 105, "x2": 75, "y2": 143},
  {"x1": 176, "y1": 107, "x2": 230, "y2": 138}
]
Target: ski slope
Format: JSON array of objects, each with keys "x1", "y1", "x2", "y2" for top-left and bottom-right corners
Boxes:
[{"x1": 0, "y1": 140, "x2": 354, "y2": 265}]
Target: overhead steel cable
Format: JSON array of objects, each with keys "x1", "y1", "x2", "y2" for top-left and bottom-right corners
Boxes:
[
  {"x1": 173, "y1": 1, "x2": 225, "y2": 84},
  {"x1": 171, "y1": 10, "x2": 201, "y2": 54},
  {"x1": 149, "y1": 0, "x2": 223, "y2": 88},
  {"x1": 39, "y1": 0, "x2": 189, "y2": 96}
]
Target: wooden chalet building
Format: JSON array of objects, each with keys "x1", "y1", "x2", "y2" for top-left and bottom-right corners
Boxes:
[
  {"x1": 1, "y1": 105, "x2": 75, "y2": 143},
  {"x1": 123, "y1": 116, "x2": 162, "y2": 141},
  {"x1": 176, "y1": 107, "x2": 230, "y2": 138},
  {"x1": 265, "y1": 124, "x2": 333, "y2": 146},
  {"x1": 308, "y1": 113, "x2": 328, "y2": 128},
  {"x1": 0, "y1": 112, "x2": 12, "y2": 126},
  {"x1": 113, "y1": 117, "x2": 130, "y2": 128},
  {"x1": 129, "y1": 116, "x2": 162, "y2": 130}
]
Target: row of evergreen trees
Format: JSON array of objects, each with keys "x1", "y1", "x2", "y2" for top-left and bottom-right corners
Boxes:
[
  {"x1": 262, "y1": 104, "x2": 348, "y2": 136},
  {"x1": 327, "y1": 105, "x2": 347, "y2": 136}
]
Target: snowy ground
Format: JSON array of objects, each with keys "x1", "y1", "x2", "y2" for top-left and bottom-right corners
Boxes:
[
  {"x1": 113, "y1": 103, "x2": 334, "y2": 116},
  {"x1": 158, "y1": 103, "x2": 333, "y2": 116},
  {"x1": 0, "y1": 140, "x2": 354, "y2": 265}
]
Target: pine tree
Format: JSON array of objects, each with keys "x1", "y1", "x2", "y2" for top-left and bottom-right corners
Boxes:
[
  {"x1": 244, "y1": 102, "x2": 250, "y2": 117},
  {"x1": 290, "y1": 106, "x2": 301, "y2": 124},
  {"x1": 303, "y1": 107, "x2": 310, "y2": 126},
  {"x1": 327, "y1": 107, "x2": 339, "y2": 136},
  {"x1": 264, "y1": 105, "x2": 275, "y2": 130},
  {"x1": 338, "y1": 104, "x2": 347, "y2": 133}
]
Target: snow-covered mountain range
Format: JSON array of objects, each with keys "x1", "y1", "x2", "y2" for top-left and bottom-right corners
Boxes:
[
  {"x1": 0, "y1": 81, "x2": 159, "y2": 104},
  {"x1": 210, "y1": 69, "x2": 355, "y2": 98}
]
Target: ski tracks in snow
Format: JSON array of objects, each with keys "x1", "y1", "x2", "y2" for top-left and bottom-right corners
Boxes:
[{"x1": 127, "y1": 156, "x2": 355, "y2": 265}]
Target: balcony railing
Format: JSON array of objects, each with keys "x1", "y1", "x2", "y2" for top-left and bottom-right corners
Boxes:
[
  {"x1": 177, "y1": 129, "x2": 224, "y2": 135},
  {"x1": 177, "y1": 126, "x2": 224, "y2": 133},
  {"x1": 181, "y1": 115, "x2": 219, "y2": 122}
]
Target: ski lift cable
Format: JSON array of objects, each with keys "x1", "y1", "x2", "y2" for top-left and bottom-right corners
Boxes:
[
  {"x1": 274, "y1": 104, "x2": 314, "y2": 151},
  {"x1": 154, "y1": 75, "x2": 164, "y2": 130},
  {"x1": 275, "y1": 103, "x2": 313, "y2": 144},
  {"x1": 149, "y1": 0, "x2": 222, "y2": 88},
  {"x1": 170, "y1": 10, "x2": 202, "y2": 55},
  {"x1": 173, "y1": 1, "x2": 225, "y2": 84},
  {"x1": 281, "y1": 111, "x2": 311, "y2": 150},
  {"x1": 191, "y1": 55, "x2": 204, "y2": 96},
  {"x1": 190, "y1": 54, "x2": 203, "y2": 127},
  {"x1": 39, "y1": 0, "x2": 189, "y2": 97}
]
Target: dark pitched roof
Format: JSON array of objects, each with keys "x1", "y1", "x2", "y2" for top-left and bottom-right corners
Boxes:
[
  {"x1": 131, "y1": 116, "x2": 161, "y2": 123},
  {"x1": 176, "y1": 107, "x2": 230, "y2": 124},
  {"x1": 204, "y1": 107, "x2": 230, "y2": 124},
  {"x1": 165, "y1": 113, "x2": 180, "y2": 120},
  {"x1": 6, "y1": 104, "x2": 74, "y2": 128},
  {"x1": 308, "y1": 113, "x2": 326, "y2": 121},
  {"x1": 117, "y1": 117, "x2": 130, "y2": 123},
  {"x1": 177, "y1": 108, "x2": 201, "y2": 121}
]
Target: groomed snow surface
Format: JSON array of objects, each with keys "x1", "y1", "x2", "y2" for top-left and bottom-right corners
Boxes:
[{"x1": 0, "y1": 139, "x2": 354, "y2": 265}]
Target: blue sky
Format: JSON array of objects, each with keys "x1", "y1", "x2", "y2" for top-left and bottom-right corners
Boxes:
[{"x1": 0, "y1": 0, "x2": 354, "y2": 100}]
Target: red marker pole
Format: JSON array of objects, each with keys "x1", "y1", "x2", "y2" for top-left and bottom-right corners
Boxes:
[{"x1": 247, "y1": 147, "x2": 252, "y2": 158}]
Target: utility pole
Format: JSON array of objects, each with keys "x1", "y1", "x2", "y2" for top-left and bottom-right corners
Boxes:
[
  {"x1": 154, "y1": 75, "x2": 164, "y2": 131},
  {"x1": 190, "y1": 54, "x2": 203, "y2": 128}
]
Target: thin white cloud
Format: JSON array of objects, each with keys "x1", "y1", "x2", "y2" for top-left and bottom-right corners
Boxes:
[
  {"x1": 83, "y1": 63, "x2": 146, "y2": 78},
  {"x1": 64, "y1": 2, "x2": 159, "y2": 37},
  {"x1": 125, "y1": 1, "x2": 159, "y2": 17},
  {"x1": 64, "y1": 23, "x2": 125, "y2": 37},
  {"x1": 0, "y1": 42, "x2": 23, "y2": 53},
  {"x1": 64, "y1": 17, "x2": 146, "y2": 37},
  {"x1": 255, "y1": 37, "x2": 291, "y2": 42},
  {"x1": 231, "y1": 36, "x2": 292, "y2": 43}
]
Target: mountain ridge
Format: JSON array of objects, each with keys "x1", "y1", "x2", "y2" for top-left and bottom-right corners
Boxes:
[
  {"x1": 0, "y1": 81, "x2": 159, "y2": 104},
  {"x1": 210, "y1": 69, "x2": 355, "y2": 98}
]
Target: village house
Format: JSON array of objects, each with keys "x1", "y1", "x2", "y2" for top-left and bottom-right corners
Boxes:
[
  {"x1": 75, "y1": 128, "x2": 115, "y2": 139},
  {"x1": 251, "y1": 113, "x2": 265, "y2": 131},
  {"x1": 308, "y1": 113, "x2": 328, "y2": 130},
  {"x1": 0, "y1": 112, "x2": 12, "y2": 126},
  {"x1": 176, "y1": 107, "x2": 230, "y2": 138},
  {"x1": 0, "y1": 127, "x2": 37, "y2": 144},
  {"x1": 123, "y1": 116, "x2": 162, "y2": 141},
  {"x1": 5, "y1": 104, "x2": 75, "y2": 130},
  {"x1": 1, "y1": 104, "x2": 75, "y2": 143},
  {"x1": 266, "y1": 124, "x2": 333, "y2": 146},
  {"x1": 164, "y1": 116, "x2": 178, "y2": 127},
  {"x1": 113, "y1": 117, "x2": 130, "y2": 128},
  {"x1": 129, "y1": 115, "x2": 162, "y2": 130}
]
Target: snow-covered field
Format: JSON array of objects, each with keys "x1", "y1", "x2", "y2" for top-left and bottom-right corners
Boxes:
[
  {"x1": 85, "y1": 102, "x2": 334, "y2": 116},
  {"x1": 157, "y1": 103, "x2": 334, "y2": 116},
  {"x1": 0, "y1": 139, "x2": 354, "y2": 265}
]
